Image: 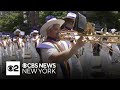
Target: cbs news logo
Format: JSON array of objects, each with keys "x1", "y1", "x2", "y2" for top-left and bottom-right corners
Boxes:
[{"x1": 6, "y1": 61, "x2": 20, "y2": 76}]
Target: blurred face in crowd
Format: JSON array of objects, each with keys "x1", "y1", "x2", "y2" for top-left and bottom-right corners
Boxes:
[
  {"x1": 47, "y1": 24, "x2": 61, "y2": 40},
  {"x1": 33, "y1": 33, "x2": 38, "y2": 37},
  {"x1": 65, "y1": 18, "x2": 76, "y2": 29},
  {"x1": 15, "y1": 31, "x2": 20, "y2": 37}
]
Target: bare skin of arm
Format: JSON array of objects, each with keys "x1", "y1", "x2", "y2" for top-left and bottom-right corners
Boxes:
[{"x1": 49, "y1": 36, "x2": 85, "y2": 63}]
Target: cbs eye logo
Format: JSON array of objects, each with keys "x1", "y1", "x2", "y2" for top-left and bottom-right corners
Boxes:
[
  {"x1": 8, "y1": 65, "x2": 19, "y2": 72},
  {"x1": 6, "y1": 61, "x2": 20, "y2": 76}
]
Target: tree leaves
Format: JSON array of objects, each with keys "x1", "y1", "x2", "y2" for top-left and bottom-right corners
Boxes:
[
  {"x1": 2, "y1": 11, "x2": 120, "y2": 33},
  {"x1": 88, "y1": 11, "x2": 120, "y2": 31},
  {"x1": 0, "y1": 12, "x2": 23, "y2": 32},
  {"x1": 0, "y1": 11, "x2": 67, "y2": 33}
]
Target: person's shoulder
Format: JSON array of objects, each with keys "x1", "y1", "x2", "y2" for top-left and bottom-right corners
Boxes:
[
  {"x1": 43, "y1": 42, "x2": 54, "y2": 46},
  {"x1": 37, "y1": 41, "x2": 55, "y2": 49}
]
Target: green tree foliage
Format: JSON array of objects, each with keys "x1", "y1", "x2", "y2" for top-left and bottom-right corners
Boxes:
[
  {"x1": 88, "y1": 11, "x2": 120, "y2": 31},
  {"x1": 0, "y1": 11, "x2": 67, "y2": 33},
  {"x1": 39, "y1": 11, "x2": 67, "y2": 26},
  {"x1": 0, "y1": 12, "x2": 24, "y2": 32},
  {"x1": 2, "y1": 11, "x2": 120, "y2": 33}
]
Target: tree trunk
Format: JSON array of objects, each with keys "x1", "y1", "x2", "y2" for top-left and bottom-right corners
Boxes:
[{"x1": 28, "y1": 11, "x2": 39, "y2": 29}]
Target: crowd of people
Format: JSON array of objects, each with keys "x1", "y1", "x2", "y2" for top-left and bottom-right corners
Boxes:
[{"x1": 0, "y1": 12, "x2": 120, "y2": 79}]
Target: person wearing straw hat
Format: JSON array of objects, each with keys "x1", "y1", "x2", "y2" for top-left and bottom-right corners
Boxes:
[
  {"x1": 30, "y1": 30, "x2": 40, "y2": 48},
  {"x1": 111, "y1": 28, "x2": 117, "y2": 34},
  {"x1": 13, "y1": 29, "x2": 23, "y2": 61},
  {"x1": 13, "y1": 29, "x2": 22, "y2": 49},
  {"x1": 14, "y1": 29, "x2": 21, "y2": 37},
  {"x1": 61, "y1": 12, "x2": 77, "y2": 41},
  {"x1": 27, "y1": 30, "x2": 40, "y2": 62},
  {"x1": 61, "y1": 12, "x2": 84, "y2": 78},
  {"x1": 61, "y1": 12, "x2": 78, "y2": 42},
  {"x1": 36, "y1": 16, "x2": 84, "y2": 79},
  {"x1": 62, "y1": 12, "x2": 77, "y2": 31},
  {"x1": 13, "y1": 29, "x2": 21, "y2": 45}
]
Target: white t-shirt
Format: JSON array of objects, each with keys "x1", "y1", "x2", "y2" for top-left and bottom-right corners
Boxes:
[
  {"x1": 39, "y1": 40, "x2": 83, "y2": 79},
  {"x1": 40, "y1": 41, "x2": 70, "y2": 63},
  {"x1": 40, "y1": 41, "x2": 65, "y2": 79}
]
